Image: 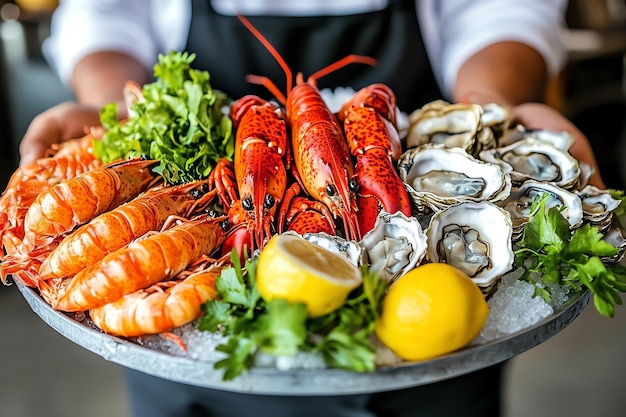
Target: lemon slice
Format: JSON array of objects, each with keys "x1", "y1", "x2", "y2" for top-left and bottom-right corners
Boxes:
[{"x1": 256, "y1": 233, "x2": 362, "y2": 317}]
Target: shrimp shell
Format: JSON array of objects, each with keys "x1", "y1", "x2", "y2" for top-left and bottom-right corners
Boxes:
[
  {"x1": 0, "y1": 134, "x2": 101, "y2": 253},
  {"x1": 89, "y1": 261, "x2": 226, "y2": 336},
  {"x1": 39, "y1": 214, "x2": 227, "y2": 312},
  {"x1": 21, "y1": 158, "x2": 159, "y2": 251},
  {"x1": 38, "y1": 181, "x2": 216, "y2": 280},
  {"x1": 0, "y1": 135, "x2": 102, "y2": 286}
]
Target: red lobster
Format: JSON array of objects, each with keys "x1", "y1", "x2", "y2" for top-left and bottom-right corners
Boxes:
[
  {"x1": 239, "y1": 15, "x2": 371, "y2": 242},
  {"x1": 338, "y1": 84, "x2": 412, "y2": 233},
  {"x1": 210, "y1": 95, "x2": 289, "y2": 255}
]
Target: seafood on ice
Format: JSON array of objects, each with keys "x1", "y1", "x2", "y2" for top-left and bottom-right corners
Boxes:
[{"x1": 0, "y1": 87, "x2": 624, "y2": 347}]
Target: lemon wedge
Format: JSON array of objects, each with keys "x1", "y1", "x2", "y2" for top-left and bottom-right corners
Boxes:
[{"x1": 256, "y1": 234, "x2": 362, "y2": 317}]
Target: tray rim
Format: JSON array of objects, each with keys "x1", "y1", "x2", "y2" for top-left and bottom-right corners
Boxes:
[{"x1": 14, "y1": 278, "x2": 590, "y2": 396}]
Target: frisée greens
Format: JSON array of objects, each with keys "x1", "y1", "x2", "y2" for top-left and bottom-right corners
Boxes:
[{"x1": 94, "y1": 51, "x2": 234, "y2": 185}]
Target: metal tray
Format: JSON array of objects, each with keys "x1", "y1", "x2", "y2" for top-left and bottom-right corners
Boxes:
[{"x1": 15, "y1": 279, "x2": 589, "y2": 396}]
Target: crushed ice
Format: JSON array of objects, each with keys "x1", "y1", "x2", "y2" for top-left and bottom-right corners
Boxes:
[
  {"x1": 473, "y1": 268, "x2": 571, "y2": 344},
  {"x1": 81, "y1": 267, "x2": 574, "y2": 370}
]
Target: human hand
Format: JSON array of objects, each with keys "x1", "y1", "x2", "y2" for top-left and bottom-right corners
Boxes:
[
  {"x1": 19, "y1": 102, "x2": 103, "y2": 167},
  {"x1": 510, "y1": 102, "x2": 605, "y2": 189}
]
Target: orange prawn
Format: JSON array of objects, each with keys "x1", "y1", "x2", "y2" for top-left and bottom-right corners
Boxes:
[
  {"x1": 89, "y1": 259, "x2": 227, "y2": 337},
  {"x1": 20, "y1": 157, "x2": 159, "y2": 252},
  {"x1": 0, "y1": 134, "x2": 101, "y2": 259},
  {"x1": 38, "y1": 180, "x2": 217, "y2": 280},
  {"x1": 38, "y1": 214, "x2": 227, "y2": 312}
]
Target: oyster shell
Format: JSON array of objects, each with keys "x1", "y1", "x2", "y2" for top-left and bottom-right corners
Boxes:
[
  {"x1": 359, "y1": 211, "x2": 428, "y2": 282},
  {"x1": 398, "y1": 144, "x2": 511, "y2": 214},
  {"x1": 498, "y1": 180, "x2": 584, "y2": 241},
  {"x1": 479, "y1": 138, "x2": 580, "y2": 189},
  {"x1": 289, "y1": 231, "x2": 365, "y2": 267},
  {"x1": 576, "y1": 185, "x2": 622, "y2": 232},
  {"x1": 602, "y1": 219, "x2": 626, "y2": 264},
  {"x1": 480, "y1": 103, "x2": 511, "y2": 141},
  {"x1": 500, "y1": 126, "x2": 575, "y2": 151},
  {"x1": 425, "y1": 201, "x2": 514, "y2": 294},
  {"x1": 405, "y1": 101, "x2": 510, "y2": 156},
  {"x1": 406, "y1": 101, "x2": 482, "y2": 153}
]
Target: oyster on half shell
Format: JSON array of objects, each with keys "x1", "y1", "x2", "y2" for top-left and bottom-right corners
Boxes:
[
  {"x1": 405, "y1": 100, "x2": 510, "y2": 156},
  {"x1": 406, "y1": 101, "x2": 483, "y2": 153},
  {"x1": 295, "y1": 231, "x2": 365, "y2": 267},
  {"x1": 500, "y1": 125, "x2": 575, "y2": 151},
  {"x1": 359, "y1": 211, "x2": 428, "y2": 282},
  {"x1": 576, "y1": 184, "x2": 622, "y2": 232},
  {"x1": 479, "y1": 138, "x2": 580, "y2": 190},
  {"x1": 498, "y1": 180, "x2": 583, "y2": 241},
  {"x1": 398, "y1": 144, "x2": 511, "y2": 214},
  {"x1": 425, "y1": 201, "x2": 514, "y2": 295}
]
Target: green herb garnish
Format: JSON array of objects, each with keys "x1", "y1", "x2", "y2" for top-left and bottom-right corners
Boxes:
[
  {"x1": 611, "y1": 189, "x2": 626, "y2": 229},
  {"x1": 514, "y1": 193, "x2": 626, "y2": 317},
  {"x1": 198, "y1": 251, "x2": 388, "y2": 381},
  {"x1": 94, "y1": 51, "x2": 234, "y2": 184}
]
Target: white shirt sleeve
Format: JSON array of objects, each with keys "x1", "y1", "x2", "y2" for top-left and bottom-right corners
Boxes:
[
  {"x1": 43, "y1": 0, "x2": 567, "y2": 98},
  {"x1": 43, "y1": 0, "x2": 190, "y2": 85},
  {"x1": 418, "y1": 0, "x2": 568, "y2": 99}
]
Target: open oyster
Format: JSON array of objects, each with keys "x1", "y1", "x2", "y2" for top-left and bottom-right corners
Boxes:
[
  {"x1": 479, "y1": 138, "x2": 580, "y2": 190},
  {"x1": 359, "y1": 211, "x2": 428, "y2": 282},
  {"x1": 405, "y1": 101, "x2": 483, "y2": 153},
  {"x1": 398, "y1": 144, "x2": 511, "y2": 214},
  {"x1": 498, "y1": 180, "x2": 584, "y2": 241},
  {"x1": 500, "y1": 125, "x2": 575, "y2": 151},
  {"x1": 405, "y1": 100, "x2": 510, "y2": 156},
  {"x1": 481, "y1": 103, "x2": 511, "y2": 140},
  {"x1": 425, "y1": 201, "x2": 514, "y2": 295},
  {"x1": 293, "y1": 231, "x2": 365, "y2": 267},
  {"x1": 576, "y1": 185, "x2": 622, "y2": 232},
  {"x1": 602, "y1": 219, "x2": 626, "y2": 264}
]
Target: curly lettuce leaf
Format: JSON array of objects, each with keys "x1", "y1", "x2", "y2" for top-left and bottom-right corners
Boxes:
[{"x1": 94, "y1": 51, "x2": 234, "y2": 184}]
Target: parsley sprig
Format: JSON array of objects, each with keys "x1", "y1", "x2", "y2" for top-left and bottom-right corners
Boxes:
[
  {"x1": 198, "y1": 251, "x2": 388, "y2": 380},
  {"x1": 514, "y1": 193, "x2": 626, "y2": 317},
  {"x1": 94, "y1": 51, "x2": 234, "y2": 185}
]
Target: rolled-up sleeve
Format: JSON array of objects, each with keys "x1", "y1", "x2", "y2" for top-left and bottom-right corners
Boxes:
[
  {"x1": 421, "y1": 0, "x2": 568, "y2": 98},
  {"x1": 43, "y1": 0, "x2": 189, "y2": 85}
]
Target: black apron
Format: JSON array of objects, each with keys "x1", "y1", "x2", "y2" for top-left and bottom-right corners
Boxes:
[
  {"x1": 124, "y1": 1, "x2": 503, "y2": 416},
  {"x1": 184, "y1": 0, "x2": 442, "y2": 113}
]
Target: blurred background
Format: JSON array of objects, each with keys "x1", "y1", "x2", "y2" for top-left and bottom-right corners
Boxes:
[{"x1": 1, "y1": 1, "x2": 626, "y2": 416}]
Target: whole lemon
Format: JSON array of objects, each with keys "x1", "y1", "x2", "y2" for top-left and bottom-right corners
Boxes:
[
  {"x1": 256, "y1": 233, "x2": 362, "y2": 317},
  {"x1": 375, "y1": 263, "x2": 489, "y2": 361}
]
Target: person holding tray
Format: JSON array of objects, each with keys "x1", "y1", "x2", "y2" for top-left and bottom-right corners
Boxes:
[{"x1": 17, "y1": 1, "x2": 605, "y2": 416}]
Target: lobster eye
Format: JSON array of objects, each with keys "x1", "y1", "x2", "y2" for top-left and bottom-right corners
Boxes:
[
  {"x1": 326, "y1": 184, "x2": 336, "y2": 196},
  {"x1": 242, "y1": 197, "x2": 254, "y2": 211},
  {"x1": 264, "y1": 194, "x2": 275, "y2": 209},
  {"x1": 190, "y1": 189, "x2": 202, "y2": 199},
  {"x1": 349, "y1": 178, "x2": 359, "y2": 192},
  {"x1": 219, "y1": 219, "x2": 230, "y2": 231}
]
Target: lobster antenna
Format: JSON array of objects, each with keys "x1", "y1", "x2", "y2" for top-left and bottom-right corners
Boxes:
[
  {"x1": 245, "y1": 74, "x2": 286, "y2": 103},
  {"x1": 237, "y1": 15, "x2": 293, "y2": 96},
  {"x1": 307, "y1": 55, "x2": 377, "y2": 85}
]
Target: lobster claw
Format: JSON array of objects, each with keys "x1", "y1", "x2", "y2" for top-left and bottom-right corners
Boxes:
[{"x1": 341, "y1": 84, "x2": 412, "y2": 235}]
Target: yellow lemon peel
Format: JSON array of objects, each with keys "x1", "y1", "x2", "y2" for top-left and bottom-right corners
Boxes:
[
  {"x1": 375, "y1": 263, "x2": 489, "y2": 361},
  {"x1": 256, "y1": 234, "x2": 362, "y2": 317}
]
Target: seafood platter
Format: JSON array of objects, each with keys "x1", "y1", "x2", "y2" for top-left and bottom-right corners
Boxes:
[{"x1": 2, "y1": 44, "x2": 626, "y2": 394}]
